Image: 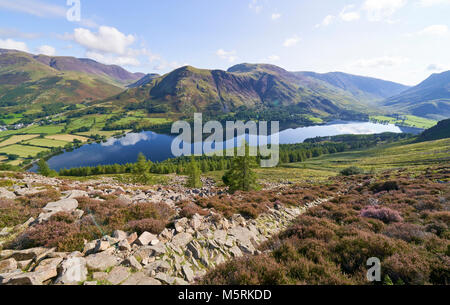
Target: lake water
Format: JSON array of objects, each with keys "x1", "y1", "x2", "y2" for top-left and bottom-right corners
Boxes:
[{"x1": 33, "y1": 121, "x2": 422, "y2": 171}]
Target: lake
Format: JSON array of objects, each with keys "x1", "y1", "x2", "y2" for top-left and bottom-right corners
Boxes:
[{"x1": 32, "y1": 121, "x2": 422, "y2": 171}]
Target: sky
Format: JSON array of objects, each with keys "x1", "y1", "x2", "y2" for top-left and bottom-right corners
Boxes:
[{"x1": 0, "y1": 0, "x2": 449, "y2": 86}]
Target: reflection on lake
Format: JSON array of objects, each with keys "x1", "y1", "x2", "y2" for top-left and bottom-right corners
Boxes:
[{"x1": 33, "y1": 121, "x2": 422, "y2": 171}]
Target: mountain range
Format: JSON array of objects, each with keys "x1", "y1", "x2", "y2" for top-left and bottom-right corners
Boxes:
[{"x1": 0, "y1": 48, "x2": 449, "y2": 121}]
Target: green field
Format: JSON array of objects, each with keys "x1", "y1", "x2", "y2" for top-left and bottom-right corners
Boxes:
[
  {"x1": 370, "y1": 115, "x2": 437, "y2": 129},
  {"x1": 0, "y1": 144, "x2": 50, "y2": 158},
  {"x1": 24, "y1": 138, "x2": 69, "y2": 148},
  {"x1": 24, "y1": 125, "x2": 65, "y2": 135},
  {"x1": 66, "y1": 117, "x2": 95, "y2": 132}
]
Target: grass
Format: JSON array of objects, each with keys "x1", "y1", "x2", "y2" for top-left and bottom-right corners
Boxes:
[
  {"x1": 66, "y1": 117, "x2": 95, "y2": 132},
  {"x1": 283, "y1": 138, "x2": 450, "y2": 175},
  {"x1": 76, "y1": 129, "x2": 131, "y2": 138},
  {"x1": 0, "y1": 144, "x2": 50, "y2": 158},
  {"x1": 23, "y1": 125, "x2": 65, "y2": 135},
  {"x1": 0, "y1": 135, "x2": 39, "y2": 147},
  {"x1": 370, "y1": 115, "x2": 437, "y2": 129},
  {"x1": 23, "y1": 138, "x2": 69, "y2": 148},
  {"x1": 46, "y1": 134, "x2": 89, "y2": 143}
]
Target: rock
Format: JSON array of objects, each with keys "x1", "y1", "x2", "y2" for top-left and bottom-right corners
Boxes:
[
  {"x1": 92, "y1": 272, "x2": 108, "y2": 281},
  {"x1": 14, "y1": 187, "x2": 42, "y2": 196},
  {"x1": 43, "y1": 198, "x2": 78, "y2": 213},
  {"x1": 229, "y1": 246, "x2": 243, "y2": 258},
  {"x1": 158, "y1": 228, "x2": 173, "y2": 242},
  {"x1": 0, "y1": 258, "x2": 18, "y2": 273},
  {"x1": 122, "y1": 256, "x2": 142, "y2": 271},
  {"x1": 117, "y1": 194, "x2": 132, "y2": 205},
  {"x1": 17, "y1": 259, "x2": 33, "y2": 271},
  {"x1": 0, "y1": 187, "x2": 16, "y2": 199},
  {"x1": 3, "y1": 247, "x2": 48, "y2": 261},
  {"x1": 94, "y1": 240, "x2": 110, "y2": 253},
  {"x1": 187, "y1": 240, "x2": 204, "y2": 260},
  {"x1": 106, "y1": 266, "x2": 130, "y2": 285},
  {"x1": 121, "y1": 272, "x2": 161, "y2": 285},
  {"x1": 126, "y1": 232, "x2": 138, "y2": 245},
  {"x1": 83, "y1": 241, "x2": 97, "y2": 255},
  {"x1": 32, "y1": 257, "x2": 63, "y2": 282},
  {"x1": 182, "y1": 265, "x2": 195, "y2": 282},
  {"x1": 55, "y1": 257, "x2": 88, "y2": 285},
  {"x1": 135, "y1": 232, "x2": 159, "y2": 246},
  {"x1": 72, "y1": 209, "x2": 84, "y2": 219},
  {"x1": 118, "y1": 240, "x2": 131, "y2": 251},
  {"x1": 144, "y1": 260, "x2": 171, "y2": 274},
  {"x1": 5, "y1": 273, "x2": 42, "y2": 285},
  {"x1": 173, "y1": 277, "x2": 189, "y2": 285},
  {"x1": 63, "y1": 190, "x2": 88, "y2": 199},
  {"x1": 0, "y1": 269, "x2": 22, "y2": 284},
  {"x1": 171, "y1": 232, "x2": 193, "y2": 248},
  {"x1": 85, "y1": 252, "x2": 120, "y2": 271},
  {"x1": 83, "y1": 281, "x2": 97, "y2": 285},
  {"x1": 155, "y1": 272, "x2": 174, "y2": 285},
  {"x1": 113, "y1": 230, "x2": 128, "y2": 241}
]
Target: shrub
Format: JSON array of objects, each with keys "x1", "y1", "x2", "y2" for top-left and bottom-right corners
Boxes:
[
  {"x1": 383, "y1": 223, "x2": 428, "y2": 243},
  {"x1": 340, "y1": 166, "x2": 364, "y2": 176},
  {"x1": 179, "y1": 202, "x2": 209, "y2": 219},
  {"x1": 126, "y1": 218, "x2": 167, "y2": 235},
  {"x1": 370, "y1": 181, "x2": 399, "y2": 193},
  {"x1": 360, "y1": 206, "x2": 403, "y2": 223}
]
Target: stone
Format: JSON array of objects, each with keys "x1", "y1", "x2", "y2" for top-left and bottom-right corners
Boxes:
[
  {"x1": 17, "y1": 259, "x2": 33, "y2": 271},
  {"x1": 135, "y1": 231, "x2": 158, "y2": 246},
  {"x1": 4, "y1": 247, "x2": 48, "y2": 261},
  {"x1": 106, "y1": 266, "x2": 130, "y2": 285},
  {"x1": 94, "y1": 240, "x2": 110, "y2": 252},
  {"x1": 145, "y1": 260, "x2": 171, "y2": 273},
  {"x1": 83, "y1": 281, "x2": 97, "y2": 285},
  {"x1": 121, "y1": 272, "x2": 161, "y2": 285},
  {"x1": 92, "y1": 272, "x2": 108, "y2": 281},
  {"x1": 5, "y1": 273, "x2": 42, "y2": 285},
  {"x1": 126, "y1": 232, "x2": 138, "y2": 245},
  {"x1": 173, "y1": 277, "x2": 189, "y2": 285},
  {"x1": 182, "y1": 265, "x2": 195, "y2": 282},
  {"x1": 0, "y1": 258, "x2": 17, "y2": 273},
  {"x1": 63, "y1": 190, "x2": 88, "y2": 199},
  {"x1": 229, "y1": 246, "x2": 243, "y2": 258},
  {"x1": 43, "y1": 198, "x2": 78, "y2": 213},
  {"x1": 72, "y1": 209, "x2": 84, "y2": 219},
  {"x1": 0, "y1": 269, "x2": 22, "y2": 284},
  {"x1": 158, "y1": 228, "x2": 173, "y2": 242},
  {"x1": 83, "y1": 241, "x2": 97, "y2": 255},
  {"x1": 171, "y1": 232, "x2": 193, "y2": 248},
  {"x1": 118, "y1": 239, "x2": 131, "y2": 251},
  {"x1": 55, "y1": 257, "x2": 88, "y2": 285},
  {"x1": 32, "y1": 257, "x2": 63, "y2": 282},
  {"x1": 85, "y1": 252, "x2": 120, "y2": 271},
  {"x1": 155, "y1": 272, "x2": 174, "y2": 284},
  {"x1": 122, "y1": 256, "x2": 142, "y2": 271},
  {"x1": 0, "y1": 187, "x2": 16, "y2": 199},
  {"x1": 187, "y1": 240, "x2": 203, "y2": 260},
  {"x1": 113, "y1": 230, "x2": 128, "y2": 241}
]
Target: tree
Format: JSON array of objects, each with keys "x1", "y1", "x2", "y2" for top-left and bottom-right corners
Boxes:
[
  {"x1": 222, "y1": 142, "x2": 259, "y2": 193},
  {"x1": 186, "y1": 156, "x2": 203, "y2": 188},
  {"x1": 132, "y1": 153, "x2": 152, "y2": 184},
  {"x1": 37, "y1": 159, "x2": 56, "y2": 177}
]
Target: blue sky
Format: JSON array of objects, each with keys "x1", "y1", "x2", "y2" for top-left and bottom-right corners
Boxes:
[{"x1": 0, "y1": 0, "x2": 449, "y2": 85}]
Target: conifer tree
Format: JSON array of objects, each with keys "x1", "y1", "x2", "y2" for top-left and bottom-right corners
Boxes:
[
  {"x1": 186, "y1": 156, "x2": 203, "y2": 188},
  {"x1": 222, "y1": 141, "x2": 259, "y2": 193},
  {"x1": 132, "y1": 153, "x2": 152, "y2": 184},
  {"x1": 37, "y1": 159, "x2": 56, "y2": 177}
]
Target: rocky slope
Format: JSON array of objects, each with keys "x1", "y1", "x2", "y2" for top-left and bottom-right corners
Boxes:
[{"x1": 0, "y1": 173, "x2": 328, "y2": 285}]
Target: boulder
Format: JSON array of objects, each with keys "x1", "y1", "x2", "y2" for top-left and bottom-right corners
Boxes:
[
  {"x1": 121, "y1": 272, "x2": 161, "y2": 285},
  {"x1": 0, "y1": 258, "x2": 17, "y2": 273},
  {"x1": 182, "y1": 265, "x2": 195, "y2": 282},
  {"x1": 85, "y1": 252, "x2": 120, "y2": 271},
  {"x1": 55, "y1": 257, "x2": 88, "y2": 285},
  {"x1": 118, "y1": 240, "x2": 131, "y2": 251},
  {"x1": 3, "y1": 247, "x2": 48, "y2": 261},
  {"x1": 171, "y1": 232, "x2": 193, "y2": 248},
  {"x1": 135, "y1": 232, "x2": 159, "y2": 246},
  {"x1": 94, "y1": 240, "x2": 110, "y2": 253},
  {"x1": 113, "y1": 230, "x2": 128, "y2": 241},
  {"x1": 122, "y1": 256, "x2": 142, "y2": 271},
  {"x1": 0, "y1": 187, "x2": 16, "y2": 200},
  {"x1": 43, "y1": 198, "x2": 78, "y2": 213},
  {"x1": 32, "y1": 257, "x2": 63, "y2": 282},
  {"x1": 126, "y1": 232, "x2": 138, "y2": 245},
  {"x1": 62, "y1": 190, "x2": 88, "y2": 199}
]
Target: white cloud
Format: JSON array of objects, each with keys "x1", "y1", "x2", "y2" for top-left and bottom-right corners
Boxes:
[
  {"x1": 353, "y1": 56, "x2": 409, "y2": 68},
  {"x1": 363, "y1": 0, "x2": 407, "y2": 21},
  {"x1": 0, "y1": 38, "x2": 28, "y2": 52},
  {"x1": 37, "y1": 45, "x2": 56, "y2": 56},
  {"x1": 267, "y1": 55, "x2": 280, "y2": 62},
  {"x1": 249, "y1": 0, "x2": 263, "y2": 13},
  {"x1": 85, "y1": 51, "x2": 140, "y2": 67},
  {"x1": 339, "y1": 5, "x2": 361, "y2": 22},
  {"x1": 216, "y1": 49, "x2": 238, "y2": 62},
  {"x1": 283, "y1": 35, "x2": 300, "y2": 47},
  {"x1": 316, "y1": 15, "x2": 336, "y2": 28},
  {"x1": 73, "y1": 26, "x2": 135, "y2": 55},
  {"x1": 418, "y1": 24, "x2": 449, "y2": 36},
  {"x1": 419, "y1": 0, "x2": 450, "y2": 6},
  {"x1": 271, "y1": 13, "x2": 281, "y2": 20},
  {"x1": 0, "y1": 0, "x2": 66, "y2": 18}
]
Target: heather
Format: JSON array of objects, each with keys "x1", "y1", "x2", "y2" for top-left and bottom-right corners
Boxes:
[{"x1": 202, "y1": 167, "x2": 450, "y2": 285}]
